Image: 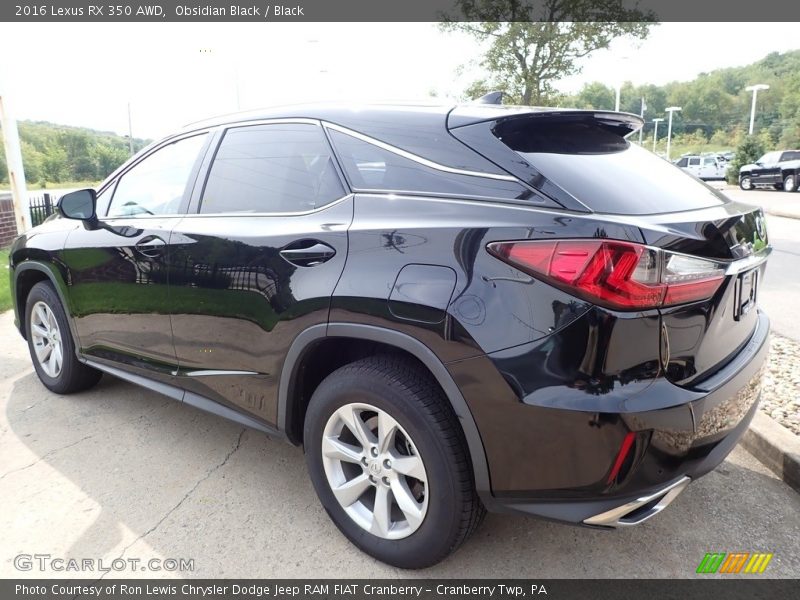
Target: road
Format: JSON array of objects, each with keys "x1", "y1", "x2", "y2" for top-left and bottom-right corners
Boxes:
[{"x1": 0, "y1": 310, "x2": 798, "y2": 579}]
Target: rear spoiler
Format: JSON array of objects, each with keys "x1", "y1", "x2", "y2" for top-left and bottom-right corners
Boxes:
[{"x1": 447, "y1": 105, "x2": 643, "y2": 136}]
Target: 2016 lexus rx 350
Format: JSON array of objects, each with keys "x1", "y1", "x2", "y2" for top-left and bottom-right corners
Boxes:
[{"x1": 10, "y1": 103, "x2": 770, "y2": 568}]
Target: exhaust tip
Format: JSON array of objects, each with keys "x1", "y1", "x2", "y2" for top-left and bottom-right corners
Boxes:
[{"x1": 583, "y1": 476, "x2": 691, "y2": 528}]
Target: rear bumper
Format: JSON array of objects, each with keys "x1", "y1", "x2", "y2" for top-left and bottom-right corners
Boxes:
[{"x1": 451, "y1": 309, "x2": 770, "y2": 524}]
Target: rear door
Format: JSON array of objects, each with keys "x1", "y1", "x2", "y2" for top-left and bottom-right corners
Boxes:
[
  {"x1": 63, "y1": 132, "x2": 210, "y2": 378},
  {"x1": 168, "y1": 121, "x2": 352, "y2": 426}
]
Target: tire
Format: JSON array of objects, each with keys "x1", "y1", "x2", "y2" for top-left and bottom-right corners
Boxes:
[
  {"x1": 784, "y1": 174, "x2": 797, "y2": 192},
  {"x1": 739, "y1": 175, "x2": 753, "y2": 190},
  {"x1": 25, "y1": 281, "x2": 102, "y2": 394},
  {"x1": 303, "y1": 355, "x2": 485, "y2": 568}
]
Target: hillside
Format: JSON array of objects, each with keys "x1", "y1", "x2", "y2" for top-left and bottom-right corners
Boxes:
[
  {"x1": 567, "y1": 49, "x2": 800, "y2": 152},
  {"x1": 0, "y1": 120, "x2": 150, "y2": 187}
]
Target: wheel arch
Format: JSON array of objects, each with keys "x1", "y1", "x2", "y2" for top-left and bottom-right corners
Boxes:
[
  {"x1": 13, "y1": 262, "x2": 76, "y2": 342},
  {"x1": 277, "y1": 322, "x2": 492, "y2": 495}
]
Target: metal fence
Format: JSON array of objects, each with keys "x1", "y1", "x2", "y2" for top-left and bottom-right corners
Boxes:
[{"x1": 29, "y1": 193, "x2": 57, "y2": 227}]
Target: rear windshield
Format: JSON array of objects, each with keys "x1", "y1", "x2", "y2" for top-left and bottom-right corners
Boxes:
[{"x1": 493, "y1": 118, "x2": 728, "y2": 215}]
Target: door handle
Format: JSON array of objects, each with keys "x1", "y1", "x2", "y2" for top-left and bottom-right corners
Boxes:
[
  {"x1": 135, "y1": 235, "x2": 167, "y2": 258},
  {"x1": 279, "y1": 240, "x2": 336, "y2": 267}
]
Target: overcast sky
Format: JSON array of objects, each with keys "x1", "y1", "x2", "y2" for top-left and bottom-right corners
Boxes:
[{"x1": 0, "y1": 22, "x2": 797, "y2": 140}]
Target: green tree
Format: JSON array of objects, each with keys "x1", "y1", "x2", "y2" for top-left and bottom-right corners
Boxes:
[
  {"x1": 727, "y1": 137, "x2": 765, "y2": 184},
  {"x1": 573, "y1": 82, "x2": 615, "y2": 110},
  {"x1": 442, "y1": 0, "x2": 654, "y2": 105}
]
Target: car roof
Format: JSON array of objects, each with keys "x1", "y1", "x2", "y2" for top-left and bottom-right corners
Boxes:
[{"x1": 180, "y1": 101, "x2": 643, "y2": 133}]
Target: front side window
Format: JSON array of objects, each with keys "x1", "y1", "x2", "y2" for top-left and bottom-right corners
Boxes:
[
  {"x1": 107, "y1": 134, "x2": 207, "y2": 218},
  {"x1": 780, "y1": 151, "x2": 800, "y2": 162},
  {"x1": 758, "y1": 152, "x2": 781, "y2": 165},
  {"x1": 200, "y1": 123, "x2": 344, "y2": 214}
]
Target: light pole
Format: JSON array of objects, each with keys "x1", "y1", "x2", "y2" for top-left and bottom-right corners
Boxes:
[
  {"x1": 652, "y1": 118, "x2": 664, "y2": 153},
  {"x1": 639, "y1": 97, "x2": 646, "y2": 145},
  {"x1": 665, "y1": 106, "x2": 681, "y2": 161},
  {"x1": 745, "y1": 84, "x2": 769, "y2": 135}
]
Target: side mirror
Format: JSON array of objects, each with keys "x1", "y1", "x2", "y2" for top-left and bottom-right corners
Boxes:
[{"x1": 58, "y1": 189, "x2": 97, "y2": 221}]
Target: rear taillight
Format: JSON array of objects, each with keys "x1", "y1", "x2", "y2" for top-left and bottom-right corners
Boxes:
[{"x1": 487, "y1": 239, "x2": 725, "y2": 311}]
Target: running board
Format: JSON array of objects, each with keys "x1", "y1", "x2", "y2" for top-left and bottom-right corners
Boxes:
[
  {"x1": 81, "y1": 357, "x2": 284, "y2": 439},
  {"x1": 583, "y1": 477, "x2": 691, "y2": 527}
]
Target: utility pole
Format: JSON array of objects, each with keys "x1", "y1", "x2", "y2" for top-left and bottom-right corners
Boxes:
[
  {"x1": 0, "y1": 93, "x2": 30, "y2": 234},
  {"x1": 652, "y1": 118, "x2": 664, "y2": 154},
  {"x1": 127, "y1": 102, "x2": 134, "y2": 155}
]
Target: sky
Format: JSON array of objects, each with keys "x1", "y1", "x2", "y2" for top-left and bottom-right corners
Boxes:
[{"x1": 0, "y1": 22, "x2": 798, "y2": 140}]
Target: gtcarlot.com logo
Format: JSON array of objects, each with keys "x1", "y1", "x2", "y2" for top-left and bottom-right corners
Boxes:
[
  {"x1": 696, "y1": 552, "x2": 774, "y2": 574},
  {"x1": 14, "y1": 553, "x2": 195, "y2": 573}
]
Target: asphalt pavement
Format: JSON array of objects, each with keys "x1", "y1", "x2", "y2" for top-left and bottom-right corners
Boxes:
[{"x1": 0, "y1": 310, "x2": 798, "y2": 579}]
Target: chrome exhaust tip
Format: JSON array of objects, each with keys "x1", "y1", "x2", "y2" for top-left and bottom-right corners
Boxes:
[{"x1": 583, "y1": 476, "x2": 691, "y2": 528}]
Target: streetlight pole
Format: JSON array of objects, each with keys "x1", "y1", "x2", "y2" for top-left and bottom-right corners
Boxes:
[
  {"x1": 745, "y1": 84, "x2": 769, "y2": 135},
  {"x1": 639, "y1": 97, "x2": 646, "y2": 145},
  {"x1": 652, "y1": 118, "x2": 664, "y2": 154},
  {"x1": 665, "y1": 106, "x2": 682, "y2": 161}
]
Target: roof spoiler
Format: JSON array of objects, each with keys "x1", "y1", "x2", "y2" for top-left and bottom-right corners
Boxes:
[{"x1": 448, "y1": 106, "x2": 644, "y2": 134}]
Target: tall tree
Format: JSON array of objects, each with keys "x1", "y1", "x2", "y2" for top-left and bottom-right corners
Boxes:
[{"x1": 442, "y1": 0, "x2": 655, "y2": 105}]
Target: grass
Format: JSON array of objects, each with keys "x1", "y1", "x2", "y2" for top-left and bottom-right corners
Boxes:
[{"x1": 0, "y1": 248, "x2": 11, "y2": 313}]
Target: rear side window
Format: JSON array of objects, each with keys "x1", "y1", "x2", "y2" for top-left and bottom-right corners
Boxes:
[
  {"x1": 492, "y1": 117, "x2": 728, "y2": 215},
  {"x1": 200, "y1": 123, "x2": 344, "y2": 214},
  {"x1": 328, "y1": 129, "x2": 532, "y2": 201}
]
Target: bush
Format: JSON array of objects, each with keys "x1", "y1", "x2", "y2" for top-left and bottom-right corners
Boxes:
[{"x1": 727, "y1": 137, "x2": 766, "y2": 184}]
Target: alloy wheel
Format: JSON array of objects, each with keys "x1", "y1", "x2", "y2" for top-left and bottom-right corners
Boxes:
[
  {"x1": 785, "y1": 175, "x2": 796, "y2": 192},
  {"x1": 30, "y1": 301, "x2": 63, "y2": 378},
  {"x1": 321, "y1": 402, "x2": 428, "y2": 540}
]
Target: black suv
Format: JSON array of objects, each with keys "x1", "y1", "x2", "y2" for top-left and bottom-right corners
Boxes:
[
  {"x1": 739, "y1": 149, "x2": 800, "y2": 192},
  {"x1": 10, "y1": 103, "x2": 771, "y2": 568}
]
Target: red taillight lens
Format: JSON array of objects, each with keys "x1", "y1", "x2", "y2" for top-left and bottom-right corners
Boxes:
[{"x1": 488, "y1": 239, "x2": 724, "y2": 311}]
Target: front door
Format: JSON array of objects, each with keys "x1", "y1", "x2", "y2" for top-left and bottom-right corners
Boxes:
[
  {"x1": 168, "y1": 122, "x2": 352, "y2": 426},
  {"x1": 63, "y1": 132, "x2": 210, "y2": 379}
]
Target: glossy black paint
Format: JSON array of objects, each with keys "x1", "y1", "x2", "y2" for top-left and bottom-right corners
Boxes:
[{"x1": 9, "y1": 103, "x2": 772, "y2": 525}]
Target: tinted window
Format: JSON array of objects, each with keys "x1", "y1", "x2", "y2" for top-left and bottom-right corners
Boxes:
[
  {"x1": 328, "y1": 129, "x2": 531, "y2": 201},
  {"x1": 781, "y1": 151, "x2": 800, "y2": 162},
  {"x1": 676, "y1": 158, "x2": 688, "y2": 167},
  {"x1": 107, "y1": 134, "x2": 206, "y2": 217},
  {"x1": 493, "y1": 118, "x2": 727, "y2": 215},
  {"x1": 688, "y1": 158, "x2": 701, "y2": 166},
  {"x1": 200, "y1": 123, "x2": 344, "y2": 214}
]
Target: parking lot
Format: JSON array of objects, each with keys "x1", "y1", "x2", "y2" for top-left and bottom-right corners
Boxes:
[{"x1": 1, "y1": 308, "x2": 798, "y2": 579}]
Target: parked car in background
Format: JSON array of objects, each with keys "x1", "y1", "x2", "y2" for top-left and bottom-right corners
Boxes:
[
  {"x1": 9, "y1": 103, "x2": 771, "y2": 568},
  {"x1": 739, "y1": 149, "x2": 800, "y2": 192},
  {"x1": 675, "y1": 154, "x2": 727, "y2": 180}
]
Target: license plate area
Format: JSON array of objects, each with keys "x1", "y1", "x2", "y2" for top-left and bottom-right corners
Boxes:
[{"x1": 733, "y1": 268, "x2": 758, "y2": 321}]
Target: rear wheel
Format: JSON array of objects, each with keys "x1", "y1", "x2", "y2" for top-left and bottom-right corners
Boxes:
[
  {"x1": 784, "y1": 174, "x2": 797, "y2": 192},
  {"x1": 25, "y1": 282, "x2": 102, "y2": 394},
  {"x1": 303, "y1": 355, "x2": 484, "y2": 568},
  {"x1": 739, "y1": 176, "x2": 753, "y2": 190}
]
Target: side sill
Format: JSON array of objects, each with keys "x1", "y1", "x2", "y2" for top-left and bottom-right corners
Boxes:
[{"x1": 80, "y1": 357, "x2": 286, "y2": 440}]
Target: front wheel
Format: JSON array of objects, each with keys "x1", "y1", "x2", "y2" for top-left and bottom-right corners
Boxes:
[
  {"x1": 303, "y1": 355, "x2": 485, "y2": 568},
  {"x1": 25, "y1": 281, "x2": 102, "y2": 394},
  {"x1": 739, "y1": 175, "x2": 753, "y2": 190},
  {"x1": 784, "y1": 174, "x2": 797, "y2": 192}
]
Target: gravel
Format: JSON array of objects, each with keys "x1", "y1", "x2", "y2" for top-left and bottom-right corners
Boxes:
[{"x1": 761, "y1": 333, "x2": 800, "y2": 435}]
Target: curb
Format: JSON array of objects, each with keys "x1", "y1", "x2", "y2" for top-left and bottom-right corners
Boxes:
[
  {"x1": 764, "y1": 208, "x2": 800, "y2": 221},
  {"x1": 741, "y1": 411, "x2": 800, "y2": 493}
]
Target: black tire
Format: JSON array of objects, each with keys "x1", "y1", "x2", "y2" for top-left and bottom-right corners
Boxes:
[
  {"x1": 783, "y1": 174, "x2": 797, "y2": 192},
  {"x1": 739, "y1": 175, "x2": 753, "y2": 190},
  {"x1": 25, "y1": 281, "x2": 102, "y2": 394},
  {"x1": 303, "y1": 355, "x2": 485, "y2": 569}
]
